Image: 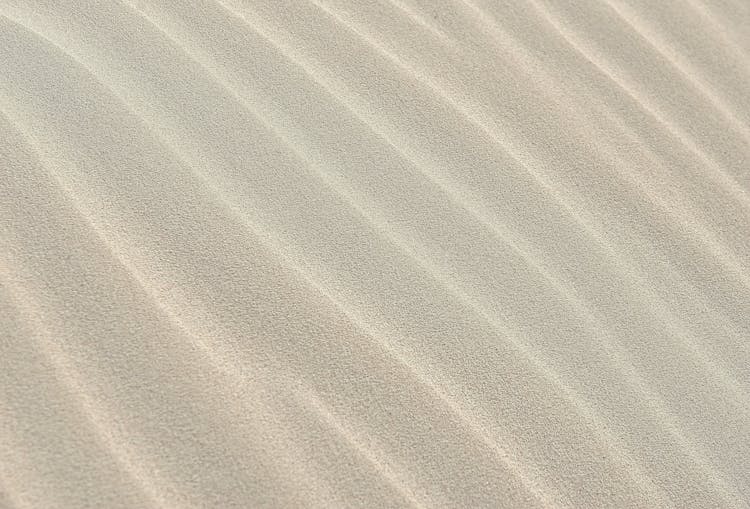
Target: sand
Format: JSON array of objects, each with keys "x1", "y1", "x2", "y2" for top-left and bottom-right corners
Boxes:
[{"x1": 1, "y1": 1, "x2": 749, "y2": 507}]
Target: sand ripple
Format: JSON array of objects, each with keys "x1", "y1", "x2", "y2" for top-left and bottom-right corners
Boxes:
[{"x1": 1, "y1": 1, "x2": 749, "y2": 507}]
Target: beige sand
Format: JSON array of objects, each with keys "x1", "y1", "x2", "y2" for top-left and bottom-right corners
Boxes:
[{"x1": 1, "y1": 1, "x2": 749, "y2": 507}]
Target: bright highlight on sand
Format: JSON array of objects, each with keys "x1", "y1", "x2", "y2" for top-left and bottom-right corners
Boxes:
[{"x1": 1, "y1": 1, "x2": 749, "y2": 507}]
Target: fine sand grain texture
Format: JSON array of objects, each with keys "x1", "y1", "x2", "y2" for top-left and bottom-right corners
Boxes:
[{"x1": 1, "y1": 1, "x2": 749, "y2": 507}]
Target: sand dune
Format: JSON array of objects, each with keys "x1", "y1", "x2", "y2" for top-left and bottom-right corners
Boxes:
[{"x1": 1, "y1": 1, "x2": 749, "y2": 507}]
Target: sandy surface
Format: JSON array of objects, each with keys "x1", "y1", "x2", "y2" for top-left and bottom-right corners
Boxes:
[{"x1": 1, "y1": 1, "x2": 749, "y2": 507}]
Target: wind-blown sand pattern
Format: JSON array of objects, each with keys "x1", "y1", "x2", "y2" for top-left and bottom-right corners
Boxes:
[{"x1": 1, "y1": 1, "x2": 749, "y2": 507}]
